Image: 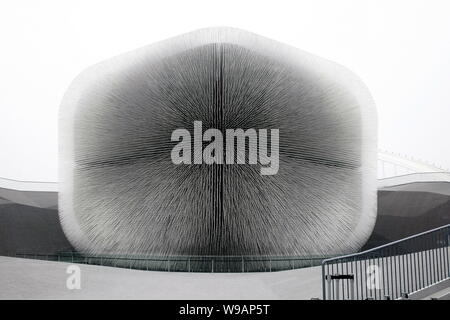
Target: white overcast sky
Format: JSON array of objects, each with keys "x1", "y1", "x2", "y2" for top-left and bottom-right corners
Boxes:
[{"x1": 0, "y1": 0, "x2": 449, "y2": 181}]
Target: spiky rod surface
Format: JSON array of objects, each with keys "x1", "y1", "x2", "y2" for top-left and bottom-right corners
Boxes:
[{"x1": 59, "y1": 27, "x2": 377, "y2": 257}]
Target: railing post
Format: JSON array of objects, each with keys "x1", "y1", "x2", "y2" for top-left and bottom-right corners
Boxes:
[
  {"x1": 241, "y1": 257, "x2": 244, "y2": 273},
  {"x1": 326, "y1": 275, "x2": 332, "y2": 300},
  {"x1": 335, "y1": 278, "x2": 340, "y2": 300},
  {"x1": 322, "y1": 263, "x2": 327, "y2": 300},
  {"x1": 447, "y1": 233, "x2": 450, "y2": 277},
  {"x1": 349, "y1": 275, "x2": 355, "y2": 300}
]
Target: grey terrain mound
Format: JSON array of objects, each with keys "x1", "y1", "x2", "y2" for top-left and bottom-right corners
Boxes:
[{"x1": 0, "y1": 203, "x2": 73, "y2": 256}]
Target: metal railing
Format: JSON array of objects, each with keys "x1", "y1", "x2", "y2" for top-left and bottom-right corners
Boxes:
[
  {"x1": 15, "y1": 252, "x2": 330, "y2": 273},
  {"x1": 322, "y1": 224, "x2": 450, "y2": 300}
]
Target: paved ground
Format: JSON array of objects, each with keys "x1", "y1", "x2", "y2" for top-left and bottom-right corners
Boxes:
[{"x1": 0, "y1": 256, "x2": 322, "y2": 299}]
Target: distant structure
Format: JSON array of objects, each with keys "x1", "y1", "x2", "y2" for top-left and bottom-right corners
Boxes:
[{"x1": 378, "y1": 150, "x2": 448, "y2": 179}]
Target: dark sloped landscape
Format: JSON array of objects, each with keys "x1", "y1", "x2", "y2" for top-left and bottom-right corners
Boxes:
[
  {"x1": 0, "y1": 203, "x2": 73, "y2": 256},
  {"x1": 1, "y1": 187, "x2": 449, "y2": 256},
  {"x1": 362, "y1": 189, "x2": 450, "y2": 250}
]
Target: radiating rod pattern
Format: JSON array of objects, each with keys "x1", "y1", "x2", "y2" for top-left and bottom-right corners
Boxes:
[{"x1": 59, "y1": 27, "x2": 377, "y2": 258}]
